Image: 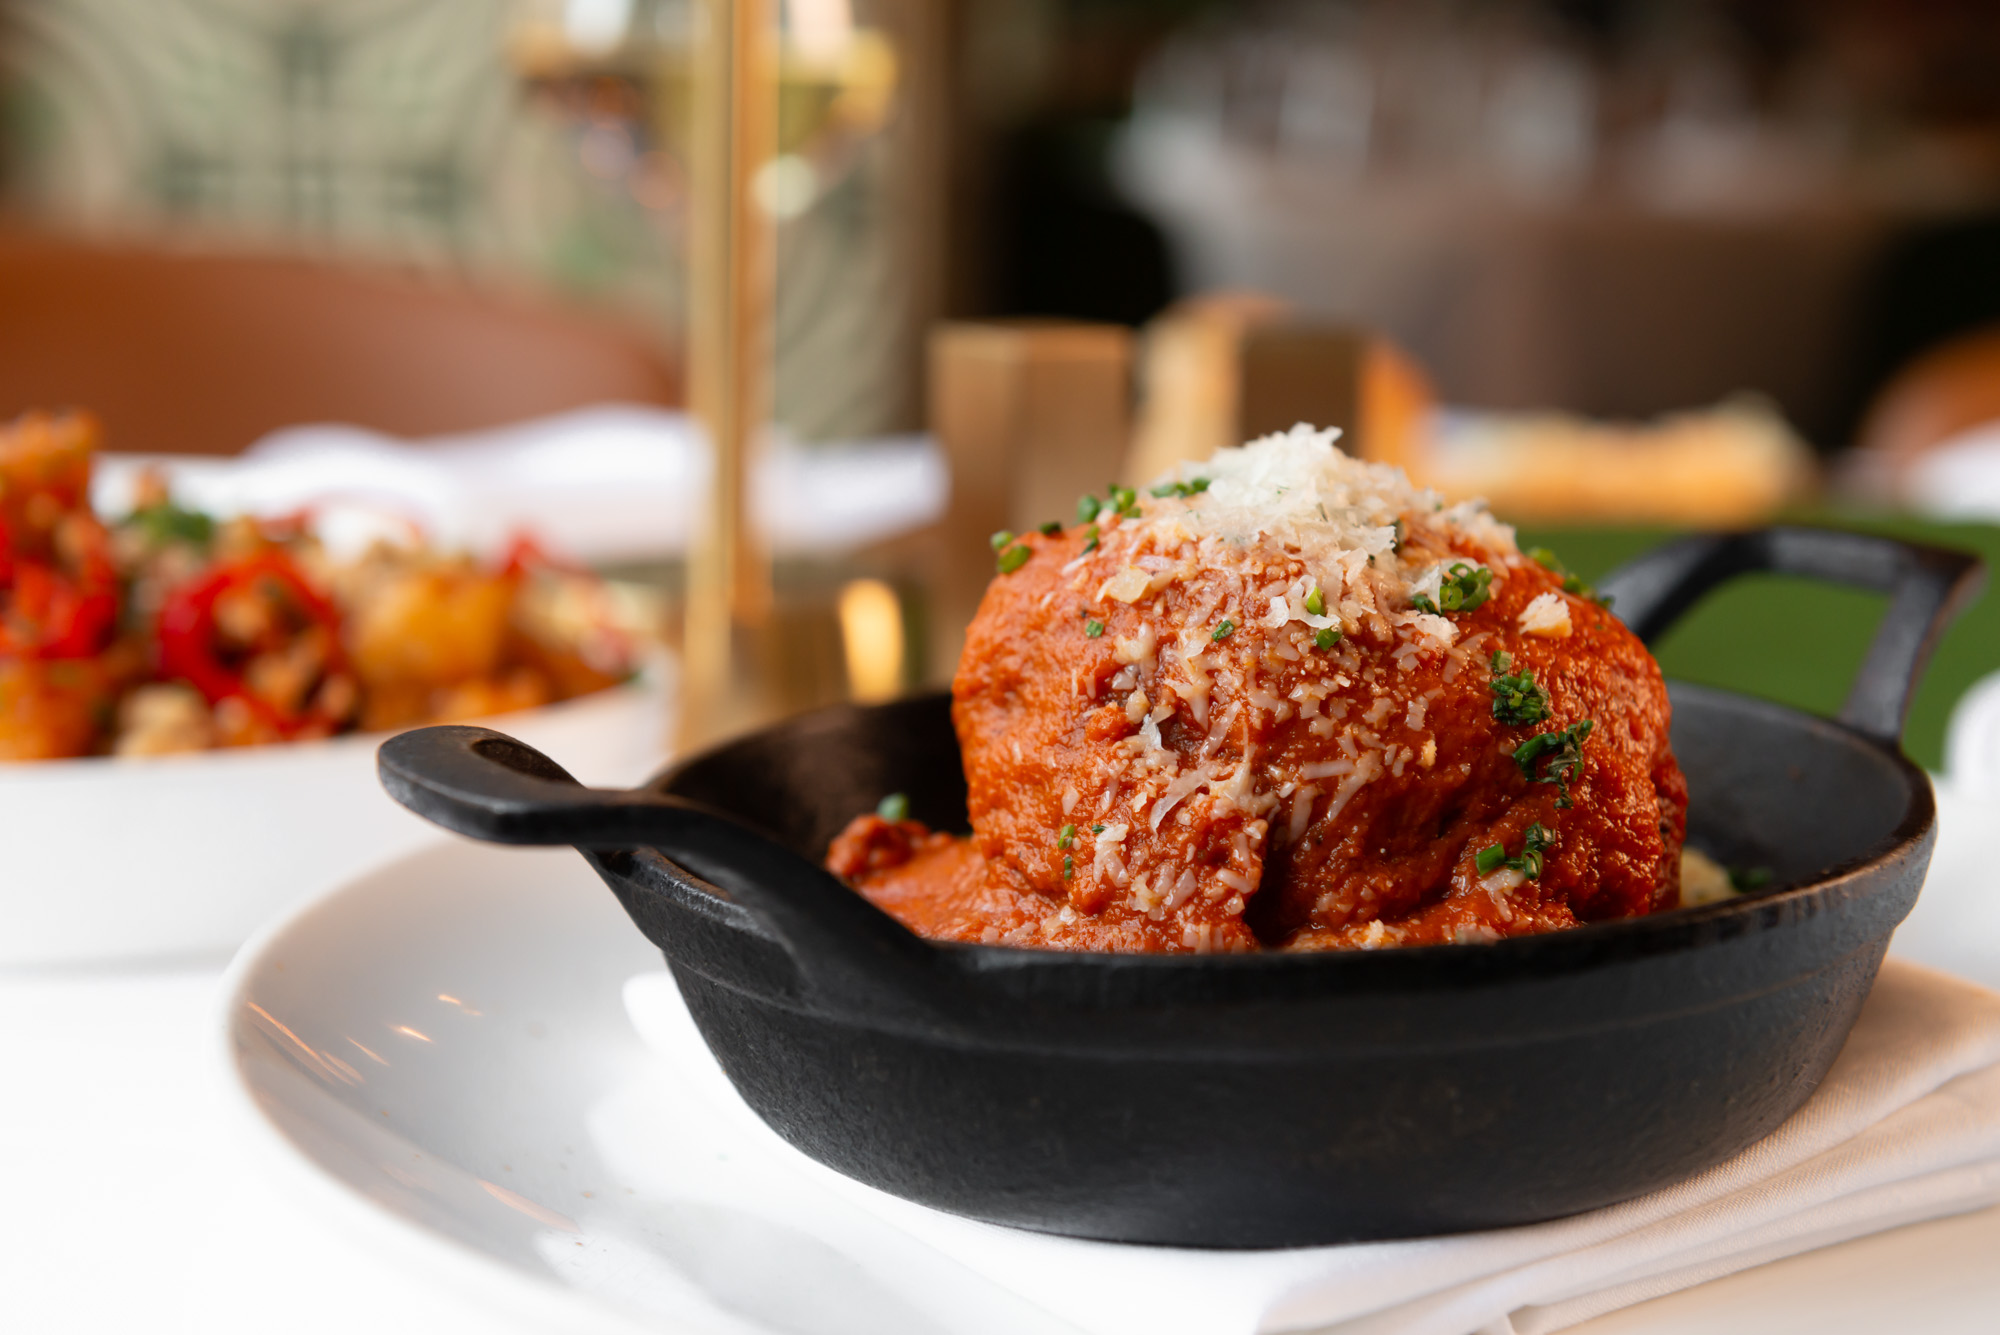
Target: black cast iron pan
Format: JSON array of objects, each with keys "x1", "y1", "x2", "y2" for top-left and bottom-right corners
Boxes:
[{"x1": 380, "y1": 526, "x2": 1981, "y2": 1248}]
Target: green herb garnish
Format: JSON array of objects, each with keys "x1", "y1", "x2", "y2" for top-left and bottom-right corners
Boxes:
[
  {"x1": 1149, "y1": 477, "x2": 1211, "y2": 499},
  {"x1": 1304, "y1": 586, "x2": 1325, "y2": 616},
  {"x1": 1090, "y1": 823, "x2": 1105, "y2": 834},
  {"x1": 1058, "y1": 823, "x2": 1076, "y2": 849},
  {"x1": 1077, "y1": 493, "x2": 1102, "y2": 523},
  {"x1": 1729, "y1": 865, "x2": 1774, "y2": 892},
  {"x1": 1107, "y1": 483, "x2": 1140, "y2": 518},
  {"x1": 1314, "y1": 627, "x2": 1341, "y2": 651},
  {"x1": 1411, "y1": 562, "x2": 1493, "y2": 615},
  {"x1": 1038, "y1": 520, "x2": 1063, "y2": 536},
  {"x1": 1529, "y1": 547, "x2": 1612, "y2": 608},
  {"x1": 1085, "y1": 618, "x2": 1105, "y2": 638},
  {"x1": 1082, "y1": 524, "x2": 1100, "y2": 553},
  {"x1": 1490, "y1": 660, "x2": 1551, "y2": 727},
  {"x1": 1393, "y1": 518, "x2": 1405, "y2": 555},
  {"x1": 996, "y1": 543, "x2": 1031, "y2": 574},
  {"x1": 1510, "y1": 720, "x2": 1594, "y2": 808},
  {"x1": 989, "y1": 529, "x2": 1014, "y2": 551},
  {"x1": 127, "y1": 501, "x2": 216, "y2": 547},
  {"x1": 1212, "y1": 619, "x2": 1236, "y2": 642},
  {"x1": 876, "y1": 793, "x2": 909, "y2": 822},
  {"x1": 1477, "y1": 824, "x2": 1555, "y2": 878},
  {"x1": 1063, "y1": 854, "x2": 1074, "y2": 880}
]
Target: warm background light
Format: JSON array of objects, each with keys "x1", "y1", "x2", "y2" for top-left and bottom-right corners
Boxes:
[{"x1": 837, "y1": 576, "x2": 903, "y2": 702}]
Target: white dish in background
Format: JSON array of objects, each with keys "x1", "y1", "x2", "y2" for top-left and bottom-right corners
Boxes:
[
  {"x1": 0, "y1": 678, "x2": 668, "y2": 967},
  {"x1": 217, "y1": 840, "x2": 2000, "y2": 1335}
]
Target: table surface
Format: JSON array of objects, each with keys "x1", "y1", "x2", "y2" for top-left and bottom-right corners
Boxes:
[{"x1": 8, "y1": 794, "x2": 2000, "y2": 1335}]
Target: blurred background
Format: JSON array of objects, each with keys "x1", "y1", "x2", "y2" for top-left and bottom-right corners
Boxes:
[{"x1": 5, "y1": 0, "x2": 2000, "y2": 770}]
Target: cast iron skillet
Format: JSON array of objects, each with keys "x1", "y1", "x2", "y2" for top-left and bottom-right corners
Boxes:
[{"x1": 381, "y1": 527, "x2": 1980, "y2": 1248}]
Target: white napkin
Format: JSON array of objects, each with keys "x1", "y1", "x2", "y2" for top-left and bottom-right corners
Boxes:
[
  {"x1": 89, "y1": 405, "x2": 948, "y2": 564},
  {"x1": 623, "y1": 958, "x2": 2000, "y2": 1335}
]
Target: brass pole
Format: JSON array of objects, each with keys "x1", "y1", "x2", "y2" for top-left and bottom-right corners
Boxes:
[{"x1": 683, "y1": 0, "x2": 776, "y2": 748}]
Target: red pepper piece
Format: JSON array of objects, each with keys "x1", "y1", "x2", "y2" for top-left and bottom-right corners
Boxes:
[{"x1": 156, "y1": 550, "x2": 348, "y2": 736}]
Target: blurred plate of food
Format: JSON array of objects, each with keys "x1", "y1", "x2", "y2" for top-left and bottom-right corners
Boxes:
[{"x1": 0, "y1": 410, "x2": 671, "y2": 965}]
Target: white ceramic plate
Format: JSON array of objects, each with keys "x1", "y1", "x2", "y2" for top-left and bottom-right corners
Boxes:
[
  {"x1": 0, "y1": 678, "x2": 668, "y2": 966},
  {"x1": 217, "y1": 841, "x2": 2000, "y2": 1335}
]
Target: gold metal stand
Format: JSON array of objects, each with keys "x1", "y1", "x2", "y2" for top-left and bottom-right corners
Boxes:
[{"x1": 682, "y1": 0, "x2": 777, "y2": 749}]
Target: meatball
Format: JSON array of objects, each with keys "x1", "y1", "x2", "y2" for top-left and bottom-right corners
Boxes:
[{"x1": 833, "y1": 426, "x2": 1687, "y2": 952}]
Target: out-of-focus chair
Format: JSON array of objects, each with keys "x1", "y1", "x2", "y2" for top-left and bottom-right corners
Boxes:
[{"x1": 0, "y1": 228, "x2": 678, "y2": 454}]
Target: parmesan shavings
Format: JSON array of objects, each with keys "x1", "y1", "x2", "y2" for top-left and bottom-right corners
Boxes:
[{"x1": 1519, "y1": 591, "x2": 1574, "y2": 638}]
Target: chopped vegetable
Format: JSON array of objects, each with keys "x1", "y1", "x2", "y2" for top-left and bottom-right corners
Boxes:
[
  {"x1": 1081, "y1": 524, "x2": 1100, "y2": 554},
  {"x1": 1085, "y1": 618, "x2": 1105, "y2": 638},
  {"x1": 1314, "y1": 627, "x2": 1341, "y2": 651},
  {"x1": 1057, "y1": 823, "x2": 1076, "y2": 849},
  {"x1": 1149, "y1": 477, "x2": 1211, "y2": 499},
  {"x1": 1076, "y1": 493, "x2": 1101, "y2": 523},
  {"x1": 1304, "y1": 586, "x2": 1325, "y2": 616},
  {"x1": 876, "y1": 792, "x2": 909, "y2": 822},
  {"x1": 1212, "y1": 619, "x2": 1236, "y2": 642},
  {"x1": 1475, "y1": 823, "x2": 1555, "y2": 879},
  {"x1": 1038, "y1": 520, "x2": 1062, "y2": 536},
  {"x1": 1510, "y1": 720, "x2": 1593, "y2": 808},
  {"x1": 996, "y1": 543, "x2": 1031, "y2": 574},
  {"x1": 127, "y1": 500, "x2": 216, "y2": 548},
  {"x1": 1528, "y1": 547, "x2": 1612, "y2": 608},
  {"x1": 1410, "y1": 562, "x2": 1492, "y2": 615},
  {"x1": 1729, "y1": 865, "x2": 1774, "y2": 892},
  {"x1": 989, "y1": 530, "x2": 1013, "y2": 551},
  {"x1": 156, "y1": 549, "x2": 351, "y2": 739},
  {"x1": 1490, "y1": 661, "x2": 1551, "y2": 726}
]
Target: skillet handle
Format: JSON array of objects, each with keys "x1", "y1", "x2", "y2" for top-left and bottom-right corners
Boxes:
[
  {"x1": 377, "y1": 725, "x2": 950, "y2": 1024},
  {"x1": 1597, "y1": 526, "x2": 1984, "y2": 747}
]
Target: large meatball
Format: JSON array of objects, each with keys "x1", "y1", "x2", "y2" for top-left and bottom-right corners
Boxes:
[{"x1": 829, "y1": 426, "x2": 1686, "y2": 952}]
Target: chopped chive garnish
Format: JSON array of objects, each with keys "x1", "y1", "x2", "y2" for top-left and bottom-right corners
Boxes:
[
  {"x1": 1510, "y1": 720, "x2": 1594, "y2": 808},
  {"x1": 1490, "y1": 649, "x2": 1512, "y2": 672},
  {"x1": 876, "y1": 792, "x2": 909, "y2": 822},
  {"x1": 1475, "y1": 823, "x2": 1554, "y2": 879},
  {"x1": 1082, "y1": 523, "x2": 1100, "y2": 553},
  {"x1": 1090, "y1": 823, "x2": 1105, "y2": 834},
  {"x1": 1314, "y1": 627, "x2": 1340, "y2": 651},
  {"x1": 1304, "y1": 586, "x2": 1325, "y2": 616},
  {"x1": 1490, "y1": 662, "x2": 1551, "y2": 727},
  {"x1": 1038, "y1": 520, "x2": 1062, "y2": 536},
  {"x1": 996, "y1": 543, "x2": 1031, "y2": 574},
  {"x1": 1077, "y1": 493, "x2": 1102, "y2": 523},
  {"x1": 1430, "y1": 562, "x2": 1493, "y2": 613},
  {"x1": 1085, "y1": 618, "x2": 1105, "y2": 638},
  {"x1": 1529, "y1": 546, "x2": 1613, "y2": 608},
  {"x1": 989, "y1": 529, "x2": 1013, "y2": 551},
  {"x1": 1149, "y1": 477, "x2": 1211, "y2": 499},
  {"x1": 1729, "y1": 865, "x2": 1774, "y2": 892},
  {"x1": 1058, "y1": 823, "x2": 1076, "y2": 849},
  {"x1": 1393, "y1": 518, "x2": 1405, "y2": 555},
  {"x1": 1063, "y1": 854, "x2": 1074, "y2": 880},
  {"x1": 1212, "y1": 619, "x2": 1236, "y2": 642}
]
